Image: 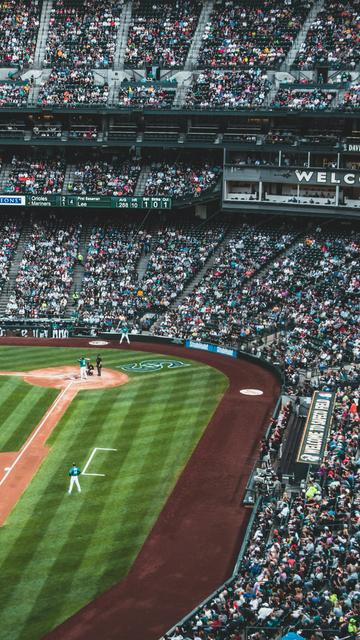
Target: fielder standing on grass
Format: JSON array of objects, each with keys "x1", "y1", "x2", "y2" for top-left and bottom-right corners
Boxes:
[
  {"x1": 68, "y1": 463, "x2": 81, "y2": 494},
  {"x1": 119, "y1": 323, "x2": 130, "y2": 344},
  {"x1": 96, "y1": 353, "x2": 102, "y2": 376}
]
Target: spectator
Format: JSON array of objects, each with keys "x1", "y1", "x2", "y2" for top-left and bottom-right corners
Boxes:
[
  {"x1": 118, "y1": 83, "x2": 176, "y2": 108},
  {"x1": 185, "y1": 70, "x2": 271, "y2": 109},
  {"x1": 38, "y1": 68, "x2": 109, "y2": 107},
  {"x1": 67, "y1": 160, "x2": 141, "y2": 196},
  {"x1": 144, "y1": 162, "x2": 221, "y2": 199},
  {"x1": 0, "y1": 82, "x2": 30, "y2": 108},
  {"x1": 4, "y1": 157, "x2": 65, "y2": 195},
  {"x1": 272, "y1": 88, "x2": 336, "y2": 111},
  {"x1": 125, "y1": 0, "x2": 202, "y2": 69},
  {"x1": 44, "y1": 0, "x2": 124, "y2": 69},
  {"x1": 0, "y1": 1, "x2": 40, "y2": 68}
]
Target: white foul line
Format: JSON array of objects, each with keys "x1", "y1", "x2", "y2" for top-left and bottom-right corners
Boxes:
[
  {"x1": 0, "y1": 381, "x2": 74, "y2": 487},
  {"x1": 82, "y1": 447, "x2": 117, "y2": 477}
]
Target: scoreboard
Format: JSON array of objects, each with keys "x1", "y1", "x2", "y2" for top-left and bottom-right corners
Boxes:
[{"x1": 0, "y1": 195, "x2": 172, "y2": 209}]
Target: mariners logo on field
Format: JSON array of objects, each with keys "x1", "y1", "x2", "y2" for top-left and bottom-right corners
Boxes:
[{"x1": 118, "y1": 359, "x2": 191, "y2": 373}]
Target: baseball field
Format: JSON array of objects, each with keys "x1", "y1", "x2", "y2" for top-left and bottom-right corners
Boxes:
[{"x1": 0, "y1": 344, "x2": 228, "y2": 640}]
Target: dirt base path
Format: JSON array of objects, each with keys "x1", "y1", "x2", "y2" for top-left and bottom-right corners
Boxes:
[{"x1": 0, "y1": 366, "x2": 128, "y2": 526}]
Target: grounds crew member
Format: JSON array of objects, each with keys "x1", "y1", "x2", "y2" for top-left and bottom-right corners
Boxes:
[{"x1": 68, "y1": 463, "x2": 81, "y2": 494}]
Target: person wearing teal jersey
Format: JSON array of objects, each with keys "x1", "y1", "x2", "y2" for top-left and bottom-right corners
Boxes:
[
  {"x1": 78, "y1": 355, "x2": 89, "y2": 380},
  {"x1": 68, "y1": 463, "x2": 81, "y2": 494},
  {"x1": 119, "y1": 323, "x2": 130, "y2": 344}
]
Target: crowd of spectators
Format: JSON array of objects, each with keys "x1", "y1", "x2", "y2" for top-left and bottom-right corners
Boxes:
[
  {"x1": 185, "y1": 70, "x2": 271, "y2": 109},
  {"x1": 118, "y1": 83, "x2": 176, "y2": 108},
  {"x1": 198, "y1": 0, "x2": 314, "y2": 69},
  {"x1": 38, "y1": 69, "x2": 109, "y2": 107},
  {"x1": 67, "y1": 160, "x2": 141, "y2": 196},
  {"x1": 3, "y1": 157, "x2": 65, "y2": 194},
  {"x1": 77, "y1": 221, "x2": 224, "y2": 328},
  {"x1": 0, "y1": 0, "x2": 40, "y2": 68},
  {"x1": 294, "y1": 0, "x2": 360, "y2": 70},
  {"x1": 272, "y1": 89, "x2": 336, "y2": 111},
  {"x1": 171, "y1": 375, "x2": 360, "y2": 639},
  {"x1": 125, "y1": 0, "x2": 202, "y2": 68},
  {"x1": 144, "y1": 162, "x2": 220, "y2": 200},
  {"x1": 0, "y1": 82, "x2": 30, "y2": 108},
  {"x1": 341, "y1": 83, "x2": 360, "y2": 111},
  {"x1": 44, "y1": 0, "x2": 124, "y2": 69},
  {"x1": 0, "y1": 218, "x2": 21, "y2": 294},
  {"x1": 6, "y1": 216, "x2": 81, "y2": 318}
]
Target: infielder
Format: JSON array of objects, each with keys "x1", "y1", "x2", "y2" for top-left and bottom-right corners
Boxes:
[
  {"x1": 119, "y1": 323, "x2": 130, "y2": 344},
  {"x1": 78, "y1": 355, "x2": 89, "y2": 380},
  {"x1": 68, "y1": 463, "x2": 81, "y2": 494}
]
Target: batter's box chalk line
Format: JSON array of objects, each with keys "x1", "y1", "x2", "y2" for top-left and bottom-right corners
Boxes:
[{"x1": 82, "y1": 447, "x2": 117, "y2": 477}]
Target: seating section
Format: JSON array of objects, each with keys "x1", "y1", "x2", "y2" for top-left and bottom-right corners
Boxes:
[
  {"x1": 0, "y1": 0, "x2": 40, "y2": 67},
  {"x1": 77, "y1": 221, "x2": 225, "y2": 328},
  {"x1": 272, "y1": 88, "x2": 336, "y2": 110},
  {"x1": 125, "y1": 0, "x2": 202, "y2": 68},
  {"x1": 198, "y1": 0, "x2": 314, "y2": 69},
  {"x1": 3, "y1": 158, "x2": 65, "y2": 194},
  {"x1": 67, "y1": 160, "x2": 141, "y2": 195},
  {"x1": 0, "y1": 82, "x2": 30, "y2": 108},
  {"x1": 6, "y1": 217, "x2": 81, "y2": 318},
  {"x1": 185, "y1": 70, "x2": 271, "y2": 109},
  {"x1": 118, "y1": 83, "x2": 176, "y2": 108},
  {"x1": 157, "y1": 226, "x2": 359, "y2": 377},
  {"x1": 294, "y1": 0, "x2": 360, "y2": 69},
  {"x1": 44, "y1": 0, "x2": 124, "y2": 68},
  {"x1": 38, "y1": 69, "x2": 109, "y2": 107},
  {"x1": 341, "y1": 82, "x2": 360, "y2": 110},
  {"x1": 177, "y1": 382, "x2": 359, "y2": 637},
  {"x1": 0, "y1": 218, "x2": 21, "y2": 294},
  {"x1": 144, "y1": 162, "x2": 220, "y2": 199}
]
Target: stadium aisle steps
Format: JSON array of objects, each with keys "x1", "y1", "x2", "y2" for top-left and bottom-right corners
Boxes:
[
  {"x1": 0, "y1": 220, "x2": 32, "y2": 315},
  {"x1": 64, "y1": 223, "x2": 92, "y2": 318},
  {"x1": 281, "y1": 0, "x2": 325, "y2": 71},
  {"x1": 184, "y1": 0, "x2": 215, "y2": 71},
  {"x1": 115, "y1": 0, "x2": 134, "y2": 70},
  {"x1": 34, "y1": 0, "x2": 54, "y2": 69},
  {"x1": 134, "y1": 164, "x2": 151, "y2": 196}
]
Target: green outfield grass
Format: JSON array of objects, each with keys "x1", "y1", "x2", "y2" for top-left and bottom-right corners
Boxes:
[{"x1": 0, "y1": 345, "x2": 227, "y2": 640}]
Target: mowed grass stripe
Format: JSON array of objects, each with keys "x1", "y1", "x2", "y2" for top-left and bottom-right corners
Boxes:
[{"x1": 0, "y1": 384, "x2": 58, "y2": 452}]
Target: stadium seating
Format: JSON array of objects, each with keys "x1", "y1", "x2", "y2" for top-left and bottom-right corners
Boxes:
[
  {"x1": 38, "y1": 69, "x2": 109, "y2": 107},
  {"x1": 125, "y1": 0, "x2": 202, "y2": 68},
  {"x1": 0, "y1": 0, "x2": 40, "y2": 67},
  {"x1": 67, "y1": 160, "x2": 141, "y2": 196},
  {"x1": 198, "y1": 0, "x2": 314, "y2": 69},
  {"x1": 0, "y1": 218, "x2": 21, "y2": 294},
  {"x1": 3, "y1": 158, "x2": 65, "y2": 194},
  {"x1": 185, "y1": 70, "x2": 271, "y2": 109},
  {"x1": 144, "y1": 162, "x2": 221, "y2": 199}
]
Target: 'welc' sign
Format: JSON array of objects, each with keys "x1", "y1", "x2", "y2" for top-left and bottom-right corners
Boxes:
[{"x1": 297, "y1": 391, "x2": 335, "y2": 465}]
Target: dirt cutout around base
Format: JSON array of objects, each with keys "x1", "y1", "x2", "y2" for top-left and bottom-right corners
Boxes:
[{"x1": 0, "y1": 367, "x2": 128, "y2": 526}]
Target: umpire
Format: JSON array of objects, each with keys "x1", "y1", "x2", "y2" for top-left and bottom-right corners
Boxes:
[{"x1": 96, "y1": 354, "x2": 102, "y2": 377}]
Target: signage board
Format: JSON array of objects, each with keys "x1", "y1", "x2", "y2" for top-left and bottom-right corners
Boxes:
[{"x1": 297, "y1": 391, "x2": 335, "y2": 465}]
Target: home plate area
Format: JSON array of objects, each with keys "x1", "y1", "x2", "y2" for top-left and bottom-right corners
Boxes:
[{"x1": 23, "y1": 366, "x2": 128, "y2": 390}]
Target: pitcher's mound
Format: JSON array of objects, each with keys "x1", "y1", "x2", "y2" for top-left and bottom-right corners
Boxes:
[{"x1": 23, "y1": 366, "x2": 129, "y2": 390}]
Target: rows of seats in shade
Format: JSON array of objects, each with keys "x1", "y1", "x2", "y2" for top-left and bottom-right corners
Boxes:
[
  {"x1": 38, "y1": 69, "x2": 109, "y2": 107},
  {"x1": 156, "y1": 223, "x2": 298, "y2": 342},
  {"x1": 6, "y1": 216, "x2": 81, "y2": 318},
  {"x1": 44, "y1": 0, "x2": 124, "y2": 69},
  {"x1": 76, "y1": 222, "x2": 225, "y2": 328},
  {"x1": 176, "y1": 384, "x2": 360, "y2": 638},
  {"x1": 271, "y1": 88, "x2": 336, "y2": 110},
  {"x1": 0, "y1": 218, "x2": 22, "y2": 293},
  {"x1": 198, "y1": 0, "x2": 314, "y2": 69},
  {"x1": 294, "y1": 0, "x2": 360, "y2": 70},
  {"x1": 144, "y1": 162, "x2": 221, "y2": 199},
  {"x1": 3, "y1": 158, "x2": 65, "y2": 194},
  {"x1": 125, "y1": 0, "x2": 202, "y2": 69},
  {"x1": 118, "y1": 83, "x2": 176, "y2": 108},
  {"x1": 340, "y1": 82, "x2": 360, "y2": 110},
  {"x1": 0, "y1": 82, "x2": 30, "y2": 107},
  {"x1": 0, "y1": 0, "x2": 40, "y2": 67},
  {"x1": 184, "y1": 70, "x2": 271, "y2": 109},
  {"x1": 157, "y1": 227, "x2": 359, "y2": 373},
  {"x1": 67, "y1": 160, "x2": 141, "y2": 196}
]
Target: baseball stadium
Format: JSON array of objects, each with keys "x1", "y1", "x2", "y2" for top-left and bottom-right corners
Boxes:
[{"x1": 0, "y1": 2, "x2": 358, "y2": 640}]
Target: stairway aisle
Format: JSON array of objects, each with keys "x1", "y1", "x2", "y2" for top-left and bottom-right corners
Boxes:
[
  {"x1": 33, "y1": 0, "x2": 54, "y2": 68},
  {"x1": 114, "y1": 1, "x2": 133, "y2": 69},
  {"x1": 134, "y1": 165, "x2": 151, "y2": 197},
  {"x1": 184, "y1": 0, "x2": 214, "y2": 71},
  {"x1": 0, "y1": 219, "x2": 32, "y2": 316},
  {"x1": 280, "y1": 0, "x2": 325, "y2": 71},
  {"x1": 64, "y1": 223, "x2": 92, "y2": 318}
]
